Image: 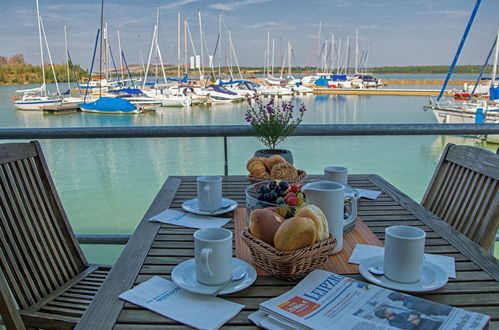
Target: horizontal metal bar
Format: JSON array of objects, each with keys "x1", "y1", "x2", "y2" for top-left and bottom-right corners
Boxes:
[
  {"x1": 0, "y1": 123, "x2": 498, "y2": 139},
  {"x1": 76, "y1": 233, "x2": 130, "y2": 245}
]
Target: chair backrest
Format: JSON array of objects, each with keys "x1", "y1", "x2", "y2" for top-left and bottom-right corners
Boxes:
[
  {"x1": 0, "y1": 141, "x2": 87, "y2": 316},
  {"x1": 422, "y1": 144, "x2": 499, "y2": 250}
]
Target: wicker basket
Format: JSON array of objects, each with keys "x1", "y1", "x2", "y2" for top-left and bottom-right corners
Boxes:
[
  {"x1": 240, "y1": 227, "x2": 337, "y2": 280},
  {"x1": 246, "y1": 169, "x2": 307, "y2": 185}
]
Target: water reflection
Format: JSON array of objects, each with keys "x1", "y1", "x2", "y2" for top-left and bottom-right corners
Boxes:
[{"x1": 1, "y1": 84, "x2": 495, "y2": 264}]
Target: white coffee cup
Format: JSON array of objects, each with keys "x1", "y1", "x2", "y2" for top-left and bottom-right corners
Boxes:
[
  {"x1": 384, "y1": 226, "x2": 426, "y2": 283},
  {"x1": 194, "y1": 228, "x2": 233, "y2": 285},
  {"x1": 197, "y1": 176, "x2": 222, "y2": 211},
  {"x1": 324, "y1": 166, "x2": 348, "y2": 185}
]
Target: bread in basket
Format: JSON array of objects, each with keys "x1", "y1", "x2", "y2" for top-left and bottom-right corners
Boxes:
[
  {"x1": 240, "y1": 227, "x2": 337, "y2": 281},
  {"x1": 246, "y1": 155, "x2": 307, "y2": 184}
]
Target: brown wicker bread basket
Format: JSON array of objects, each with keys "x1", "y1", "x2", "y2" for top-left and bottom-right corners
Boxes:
[
  {"x1": 246, "y1": 169, "x2": 307, "y2": 185},
  {"x1": 240, "y1": 227, "x2": 337, "y2": 280}
]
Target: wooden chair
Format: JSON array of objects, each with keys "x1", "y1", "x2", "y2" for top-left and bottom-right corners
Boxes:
[
  {"x1": 422, "y1": 143, "x2": 499, "y2": 251},
  {"x1": 0, "y1": 141, "x2": 111, "y2": 329}
]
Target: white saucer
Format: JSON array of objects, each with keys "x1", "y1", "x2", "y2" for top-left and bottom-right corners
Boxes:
[
  {"x1": 171, "y1": 258, "x2": 257, "y2": 296},
  {"x1": 182, "y1": 198, "x2": 238, "y2": 216},
  {"x1": 359, "y1": 256, "x2": 448, "y2": 293}
]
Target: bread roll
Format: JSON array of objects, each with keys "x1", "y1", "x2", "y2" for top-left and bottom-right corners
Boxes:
[
  {"x1": 265, "y1": 154, "x2": 287, "y2": 170},
  {"x1": 274, "y1": 216, "x2": 316, "y2": 251},
  {"x1": 249, "y1": 208, "x2": 283, "y2": 246},
  {"x1": 246, "y1": 157, "x2": 269, "y2": 177},
  {"x1": 270, "y1": 162, "x2": 298, "y2": 179},
  {"x1": 295, "y1": 205, "x2": 329, "y2": 243}
]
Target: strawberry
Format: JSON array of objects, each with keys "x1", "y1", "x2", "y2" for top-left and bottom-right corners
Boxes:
[
  {"x1": 287, "y1": 196, "x2": 300, "y2": 206},
  {"x1": 284, "y1": 192, "x2": 296, "y2": 201}
]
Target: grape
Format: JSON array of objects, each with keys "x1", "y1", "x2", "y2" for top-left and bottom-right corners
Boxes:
[
  {"x1": 257, "y1": 193, "x2": 265, "y2": 201},
  {"x1": 269, "y1": 180, "x2": 276, "y2": 190},
  {"x1": 269, "y1": 191, "x2": 278, "y2": 202},
  {"x1": 263, "y1": 193, "x2": 270, "y2": 201},
  {"x1": 258, "y1": 184, "x2": 269, "y2": 194},
  {"x1": 279, "y1": 181, "x2": 289, "y2": 191}
]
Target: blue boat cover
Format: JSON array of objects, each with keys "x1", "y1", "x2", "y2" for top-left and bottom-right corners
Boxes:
[
  {"x1": 79, "y1": 97, "x2": 136, "y2": 113},
  {"x1": 167, "y1": 74, "x2": 188, "y2": 83},
  {"x1": 109, "y1": 88, "x2": 143, "y2": 95},
  {"x1": 490, "y1": 87, "x2": 499, "y2": 100},
  {"x1": 313, "y1": 77, "x2": 329, "y2": 87},
  {"x1": 475, "y1": 108, "x2": 484, "y2": 124},
  {"x1": 332, "y1": 75, "x2": 348, "y2": 81}
]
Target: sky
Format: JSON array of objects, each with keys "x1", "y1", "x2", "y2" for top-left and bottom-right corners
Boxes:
[{"x1": 0, "y1": 0, "x2": 498, "y2": 70}]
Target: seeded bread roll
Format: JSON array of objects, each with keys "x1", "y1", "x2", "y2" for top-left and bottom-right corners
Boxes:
[
  {"x1": 249, "y1": 208, "x2": 283, "y2": 246},
  {"x1": 295, "y1": 205, "x2": 329, "y2": 243},
  {"x1": 246, "y1": 157, "x2": 270, "y2": 177},
  {"x1": 274, "y1": 216, "x2": 316, "y2": 251},
  {"x1": 265, "y1": 154, "x2": 287, "y2": 170},
  {"x1": 270, "y1": 162, "x2": 298, "y2": 179}
]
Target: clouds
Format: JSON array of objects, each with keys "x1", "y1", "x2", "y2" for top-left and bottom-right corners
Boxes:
[{"x1": 210, "y1": 0, "x2": 273, "y2": 11}]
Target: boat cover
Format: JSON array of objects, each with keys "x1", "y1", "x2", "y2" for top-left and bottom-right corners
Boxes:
[
  {"x1": 79, "y1": 97, "x2": 137, "y2": 113},
  {"x1": 490, "y1": 87, "x2": 499, "y2": 100}
]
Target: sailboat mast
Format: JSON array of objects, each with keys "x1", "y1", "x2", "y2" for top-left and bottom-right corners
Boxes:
[
  {"x1": 218, "y1": 13, "x2": 222, "y2": 78},
  {"x1": 184, "y1": 19, "x2": 188, "y2": 75},
  {"x1": 266, "y1": 30, "x2": 270, "y2": 77},
  {"x1": 117, "y1": 30, "x2": 124, "y2": 82},
  {"x1": 199, "y1": 11, "x2": 204, "y2": 78},
  {"x1": 355, "y1": 28, "x2": 359, "y2": 74},
  {"x1": 64, "y1": 25, "x2": 70, "y2": 91},
  {"x1": 492, "y1": 26, "x2": 499, "y2": 86},
  {"x1": 177, "y1": 12, "x2": 181, "y2": 80},
  {"x1": 156, "y1": 8, "x2": 160, "y2": 82},
  {"x1": 35, "y1": 0, "x2": 45, "y2": 94},
  {"x1": 288, "y1": 41, "x2": 291, "y2": 77},
  {"x1": 99, "y1": 0, "x2": 104, "y2": 96}
]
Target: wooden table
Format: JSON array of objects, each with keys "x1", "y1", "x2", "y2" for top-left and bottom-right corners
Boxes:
[{"x1": 76, "y1": 175, "x2": 499, "y2": 329}]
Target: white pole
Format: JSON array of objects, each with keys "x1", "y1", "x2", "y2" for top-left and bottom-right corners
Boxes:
[
  {"x1": 117, "y1": 30, "x2": 124, "y2": 82},
  {"x1": 199, "y1": 11, "x2": 204, "y2": 78},
  {"x1": 266, "y1": 30, "x2": 270, "y2": 77},
  {"x1": 355, "y1": 28, "x2": 359, "y2": 74},
  {"x1": 288, "y1": 41, "x2": 291, "y2": 77},
  {"x1": 64, "y1": 25, "x2": 71, "y2": 91},
  {"x1": 35, "y1": 0, "x2": 46, "y2": 93},
  {"x1": 271, "y1": 37, "x2": 275, "y2": 76},
  {"x1": 177, "y1": 12, "x2": 181, "y2": 79}
]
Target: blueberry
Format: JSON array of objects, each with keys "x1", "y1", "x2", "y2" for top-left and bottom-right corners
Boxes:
[
  {"x1": 279, "y1": 181, "x2": 289, "y2": 191},
  {"x1": 269, "y1": 191, "x2": 278, "y2": 202},
  {"x1": 274, "y1": 185, "x2": 281, "y2": 193},
  {"x1": 257, "y1": 193, "x2": 265, "y2": 201},
  {"x1": 263, "y1": 193, "x2": 270, "y2": 201},
  {"x1": 269, "y1": 180, "x2": 276, "y2": 190},
  {"x1": 258, "y1": 184, "x2": 269, "y2": 194}
]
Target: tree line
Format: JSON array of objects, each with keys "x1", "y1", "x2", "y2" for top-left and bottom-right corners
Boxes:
[
  {"x1": 0, "y1": 54, "x2": 87, "y2": 85},
  {"x1": 0, "y1": 54, "x2": 493, "y2": 85}
]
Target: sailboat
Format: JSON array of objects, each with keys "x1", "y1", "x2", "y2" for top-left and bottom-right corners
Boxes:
[
  {"x1": 14, "y1": 0, "x2": 61, "y2": 110},
  {"x1": 424, "y1": 25, "x2": 499, "y2": 127},
  {"x1": 79, "y1": 0, "x2": 139, "y2": 114}
]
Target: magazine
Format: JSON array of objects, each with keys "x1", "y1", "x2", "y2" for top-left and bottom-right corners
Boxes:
[{"x1": 250, "y1": 270, "x2": 489, "y2": 330}]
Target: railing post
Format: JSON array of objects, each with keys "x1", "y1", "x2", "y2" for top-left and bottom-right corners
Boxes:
[{"x1": 224, "y1": 136, "x2": 228, "y2": 176}]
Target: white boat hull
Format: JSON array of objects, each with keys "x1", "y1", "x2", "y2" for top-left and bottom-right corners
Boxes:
[{"x1": 14, "y1": 99, "x2": 61, "y2": 110}]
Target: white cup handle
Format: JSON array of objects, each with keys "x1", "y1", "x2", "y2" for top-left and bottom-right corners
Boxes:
[
  {"x1": 200, "y1": 248, "x2": 213, "y2": 277},
  {"x1": 344, "y1": 193, "x2": 357, "y2": 223},
  {"x1": 203, "y1": 185, "x2": 211, "y2": 206}
]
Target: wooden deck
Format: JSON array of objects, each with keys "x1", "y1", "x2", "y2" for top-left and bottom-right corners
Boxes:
[
  {"x1": 41, "y1": 103, "x2": 80, "y2": 114},
  {"x1": 75, "y1": 175, "x2": 499, "y2": 329}
]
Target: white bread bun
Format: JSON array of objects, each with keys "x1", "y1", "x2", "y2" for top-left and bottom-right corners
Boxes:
[
  {"x1": 274, "y1": 216, "x2": 316, "y2": 251},
  {"x1": 249, "y1": 208, "x2": 283, "y2": 246},
  {"x1": 295, "y1": 205, "x2": 329, "y2": 243}
]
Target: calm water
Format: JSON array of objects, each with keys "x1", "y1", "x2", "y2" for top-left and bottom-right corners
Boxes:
[{"x1": 0, "y1": 80, "x2": 495, "y2": 263}]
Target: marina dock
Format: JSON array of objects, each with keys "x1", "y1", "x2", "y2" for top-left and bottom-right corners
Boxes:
[
  {"x1": 41, "y1": 103, "x2": 80, "y2": 114},
  {"x1": 313, "y1": 88, "x2": 454, "y2": 96}
]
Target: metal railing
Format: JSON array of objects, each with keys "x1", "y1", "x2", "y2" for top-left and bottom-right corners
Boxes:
[{"x1": 1, "y1": 123, "x2": 498, "y2": 245}]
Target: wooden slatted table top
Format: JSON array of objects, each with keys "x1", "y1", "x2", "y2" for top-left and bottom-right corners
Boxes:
[{"x1": 76, "y1": 175, "x2": 499, "y2": 329}]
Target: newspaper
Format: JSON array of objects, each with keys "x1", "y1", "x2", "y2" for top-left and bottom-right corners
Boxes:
[
  {"x1": 119, "y1": 276, "x2": 243, "y2": 330},
  {"x1": 250, "y1": 270, "x2": 489, "y2": 330}
]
